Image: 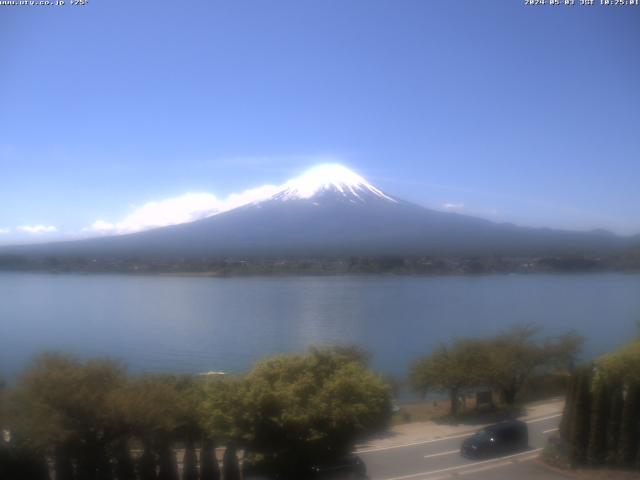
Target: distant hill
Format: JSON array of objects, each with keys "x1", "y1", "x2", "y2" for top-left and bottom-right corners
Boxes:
[{"x1": 0, "y1": 165, "x2": 633, "y2": 261}]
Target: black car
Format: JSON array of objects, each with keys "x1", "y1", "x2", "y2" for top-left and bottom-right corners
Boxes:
[{"x1": 460, "y1": 420, "x2": 528, "y2": 459}]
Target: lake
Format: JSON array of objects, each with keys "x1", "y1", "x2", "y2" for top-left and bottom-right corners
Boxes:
[{"x1": 1, "y1": 272, "x2": 639, "y2": 384}]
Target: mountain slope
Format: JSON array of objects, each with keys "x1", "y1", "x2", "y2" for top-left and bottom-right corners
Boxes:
[{"x1": 0, "y1": 165, "x2": 632, "y2": 259}]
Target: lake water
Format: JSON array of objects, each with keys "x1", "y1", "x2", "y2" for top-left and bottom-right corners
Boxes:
[{"x1": 1, "y1": 272, "x2": 639, "y2": 383}]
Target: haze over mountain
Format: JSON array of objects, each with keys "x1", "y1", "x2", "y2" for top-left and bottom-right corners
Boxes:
[{"x1": 0, "y1": 165, "x2": 635, "y2": 260}]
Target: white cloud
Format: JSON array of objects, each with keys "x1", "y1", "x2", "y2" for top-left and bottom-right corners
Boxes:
[
  {"x1": 440, "y1": 203, "x2": 500, "y2": 219},
  {"x1": 83, "y1": 193, "x2": 220, "y2": 234},
  {"x1": 0, "y1": 227, "x2": 10, "y2": 234},
  {"x1": 84, "y1": 220, "x2": 115, "y2": 233},
  {"x1": 85, "y1": 185, "x2": 281, "y2": 235},
  {"x1": 442, "y1": 202, "x2": 465, "y2": 211},
  {"x1": 17, "y1": 225, "x2": 58, "y2": 234},
  {"x1": 221, "y1": 184, "x2": 280, "y2": 211}
]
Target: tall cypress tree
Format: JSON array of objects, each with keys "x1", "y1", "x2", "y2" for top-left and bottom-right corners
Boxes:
[
  {"x1": 182, "y1": 439, "x2": 199, "y2": 480},
  {"x1": 37, "y1": 454, "x2": 51, "y2": 480},
  {"x1": 587, "y1": 374, "x2": 610, "y2": 465},
  {"x1": 605, "y1": 379, "x2": 624, "y2": 466},
  {"x1": 200, "y1": 439, "x2": 220, "y2": 480},
  {"x1": 157, "y1": 441, "x2": 178, "y2": 480},
  {"x1": 569, "y1": 366, "x2": 591, "y2": 466},
  {"x1": 96, "y1": 449, "x2": 113, "y2": 480},
  {"x1": 560, "y1": 372, "x2": 577, "y2": 442},
  {"x1": 75, "y1": 438, "x2": 112, "y2": 480},
  {"x1": 222, "y1": 444, "x2": 240, "y2": 480},
  {"x1": 16, "y1": 450, "x2": 51, "y2": 480},
  {"x1": 618, "y1": 382, "x2": 640, "y2": 467},
  {"x1": 113, "y1": 439, "x2": 135, "y2": 480},
  {"x1": 137, "y1": 447, "x2": 157, "y2": 480},
  {"x1": 0, "y1": 444, "x2": 13, "y2": 480},
  {"x1": 76, "y1": 448, "x2": 98, "y2": 480},
  {"x1": 53, "y1": 444, "x2": 75, "y2": 480}
]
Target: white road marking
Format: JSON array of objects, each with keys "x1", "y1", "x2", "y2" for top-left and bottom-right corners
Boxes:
[
  {"x1": 525, "y1": 413, "x2": 562, "y2": 424},
  {"x1": 381, "y1": 448, "x2": 542, "y2": 480},
  {"x1": 357, "y1": 432, "x2": 473, "y2": 454},
  {"x1": 514, "y1": 453, "x2": 541, "y2": 462},
  {"x1": 458, "y1": 453, "x2": 539, "y2": 475},
  {"x1": 458, "y1": 460, "x2": 512, "y2": 475},
  {"x1": 423, "y1": 449, "x2": 458, "y2": 459},
  {"x1": 543, "y1": 427, "x2": 559, "y2": 434}
]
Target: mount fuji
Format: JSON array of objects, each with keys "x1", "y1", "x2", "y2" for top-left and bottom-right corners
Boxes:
[
  {"x1": 1, "y1": 164, "x2": 632, "y2": 260},
  {"x1": 269, "y1": 164, "x2": 398, "y2": 205}
]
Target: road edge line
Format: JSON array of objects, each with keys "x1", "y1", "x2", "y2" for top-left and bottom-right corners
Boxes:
[{"x1": 380, "y1": 448, "x2": 542, "y2": 480}]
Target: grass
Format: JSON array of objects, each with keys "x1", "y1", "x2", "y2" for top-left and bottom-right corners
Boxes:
[
  {"x1": 390, "y1": 401, "x2": 451, "y2": 425},
  {"x1": 391, "y1": 395, "x2": 501, "y2": 425},
  {"x1": 390, "y1": 395, "x2": 533, "y2": 426}
]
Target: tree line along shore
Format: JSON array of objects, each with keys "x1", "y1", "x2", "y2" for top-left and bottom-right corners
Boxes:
[{"x1": 1, "y1": 252, "x2": 640, "y2": 275}]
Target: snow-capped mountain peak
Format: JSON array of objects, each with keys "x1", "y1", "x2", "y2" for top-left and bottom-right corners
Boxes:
[{"x1": 272, "y1": 164, "x2": 397, "y2": 203}]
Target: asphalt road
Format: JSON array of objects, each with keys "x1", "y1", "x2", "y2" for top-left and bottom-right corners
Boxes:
[{"x1": 358, "y1": 413, "x2": 564, "y2": 480}]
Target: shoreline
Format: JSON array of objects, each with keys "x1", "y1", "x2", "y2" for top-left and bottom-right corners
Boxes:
[{"x1": 1, "y1": 267, "x2": 639, "y2": 279}]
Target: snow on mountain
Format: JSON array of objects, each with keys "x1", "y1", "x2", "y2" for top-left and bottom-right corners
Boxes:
[{"x1": 269, "y1": 164, "x2": 397, "y2": 204}]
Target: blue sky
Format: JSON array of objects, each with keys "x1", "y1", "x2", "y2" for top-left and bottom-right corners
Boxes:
[{"x1": 1, "y1": 1, "x2": 639, "y2": 244}]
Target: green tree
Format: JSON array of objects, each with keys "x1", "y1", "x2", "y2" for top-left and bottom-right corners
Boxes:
[
  {"x1": 210, "y1": 348, "x2": 391, "y2": 473},
  {"x1": 605, "y1": 379, "x2": 624, "y2": 465},
  {"x1": 587, "y1": 370, "x2": 609, "y2": 465},
  {"x1": 559, "y1": 371, "x2": 576, "y2": 442},
  {"x1": 111, "y1": 374, "x2": 193, "y2": 480},
  {"x1": 199, "y1": 376, "x2": 248, "y2": 478},
  {"x1": 53, "y1": 444, "x2": 75, "y2": 480},
  {"x1": 618, "y1": 382, "x2": 640, "y2": 467},
  {"x1": 3, "y1": 447, "x2": 51, "y2": 480},
  {"x1": 313, "y1": 345, "x2": 371, "y2": 367},
  {"x1": 199, "y1": 439, "x2": 221, "y2": 480},
  {"x1": 544, "y1": 330, "x2": 584, "y2": 372},
  {"x1": 157, "y1": 440, "x2": 178, "y2": 480},
  {"x1": 597, "y1": 338, "x2": 640, "y2": 466},
  {"x1": 200, "y1": 376, "x2": 248, "y2": 445},
  {"x1": 598, "y1": 339, "x2": 640, "y2": 383},
  {"x1": 136, "y1": 449, "x2": 157, "y2": 480},
  {"x1": 410, "y1": 340, "x2": 487, "y2": 416},
  {"x1": 182, "y1": 438, "x2": 199, "y2": 480},
  {"x1": 8, "y1": 353, "x2": 126, "y2": 479},
  {"x1": 568, "y1": 366, "x2": 591, "y2": 466},
  {"x1": 113, "y1": 438, "x2": 135, "y2": 480},
  {"x1": 0, "y1": 435, "x2": 51, "y2": 480},
  {"x1": 222, "y1": 443, "x2": 241, "y2": 480},
  {"x1": 171, "y1": 376, "x2": 207, "y2": 480},
  {"x1": 484, "y1": 325, "x2": 582, "y2": 405}
]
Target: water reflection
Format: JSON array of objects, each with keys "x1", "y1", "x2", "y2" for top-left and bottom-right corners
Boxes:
[{"x1": 1, "y1": 272, "x2": 639, "y2": 382}]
